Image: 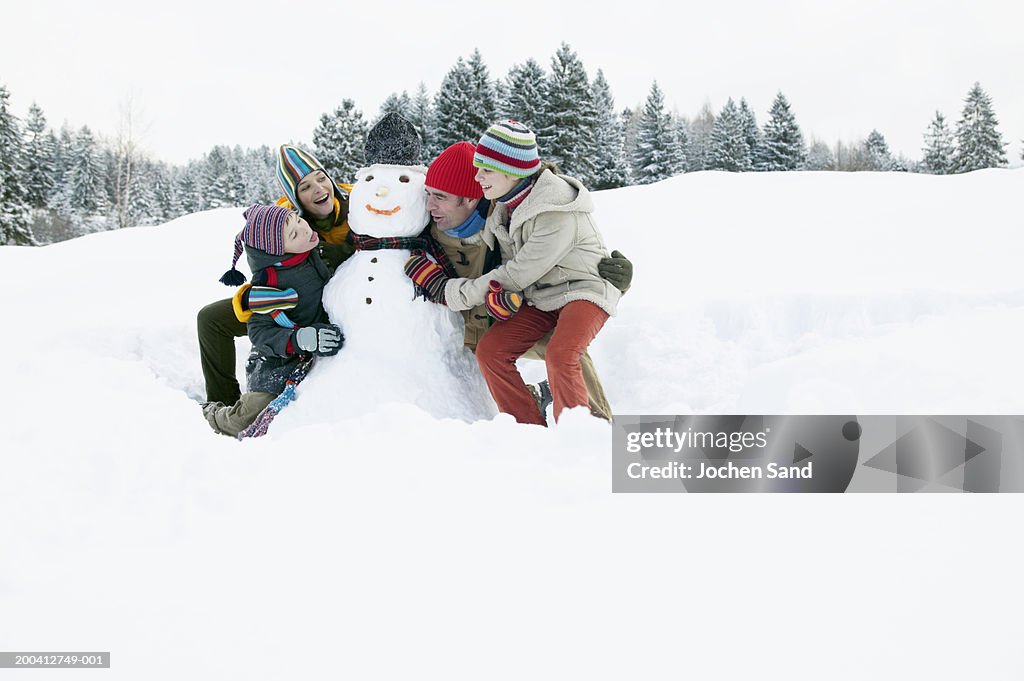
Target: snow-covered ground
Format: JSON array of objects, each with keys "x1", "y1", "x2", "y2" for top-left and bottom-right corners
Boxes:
[{"x1": 2, "y1": 169, "x2": 1022, "y2": 679}]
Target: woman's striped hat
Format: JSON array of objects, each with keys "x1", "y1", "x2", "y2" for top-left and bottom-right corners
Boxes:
[{"x1": 473, "y1": 120, "x2": 540, "y2": 178}]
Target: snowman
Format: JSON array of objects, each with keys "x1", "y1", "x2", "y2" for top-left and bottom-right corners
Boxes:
[{"x1": 273, "y1": 114, "x2": 496, "y2": 427}]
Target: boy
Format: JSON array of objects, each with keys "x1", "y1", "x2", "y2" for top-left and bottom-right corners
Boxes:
[{"x1": 203, "y1": 204, "x2": 343, "y2": 437}]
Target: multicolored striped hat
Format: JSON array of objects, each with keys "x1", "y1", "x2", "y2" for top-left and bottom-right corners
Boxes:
[
  {"x1": 473, "y1": 120, "x2": 541, "y2": 178},
  {"x1": 277, "y1": 145, "x2": 335, "y2": 214},
  {"x1": 219, "y1": 204, "x2": 292, "y2": 286}
]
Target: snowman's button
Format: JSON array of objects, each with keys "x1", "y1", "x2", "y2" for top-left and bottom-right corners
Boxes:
[
  {"x1": 368, "y1": 276, "x2": 374, "y2": 281},
  {"x1": 366, "y1": 298, "x2": 372, "y2": 305},
  {"x1": 371, "y1": 257, "x2": 378, "y2": 263}
]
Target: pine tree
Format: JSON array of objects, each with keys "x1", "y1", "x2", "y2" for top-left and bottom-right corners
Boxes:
[
  {"x1": 375, "y1": 91, "x2": 412, "y2": 124},
  {"x1": 61, "y1": 126, "x2": 107, "y2": 229},
  {"x1": 686, "y1": 103, "x2": 716, "y2": 171},
  {"x1": 631, "y1": 81, "x2": 684, "y2": 184},
  {"x1": 22, "y1": 102, "x2": 55, "y2": 209},
  {"x1": 865, "y1": 129, "x2": 895, "y2": 170},
  {"x1": 502, "y1": 58, "x2": 548, "y2": 132},
  {"x1": 673, "y1": 115, "x2": 691, "y2": 175},
  {"x1": 536, "y1": 43, "x2": 598, "y2": 183},
  {"x1": 313, "y1": 99, "x2": 368, "y2": 181},
  {"x1": 759, "y1": 92, "x2": 805, "y2": 171},
  {"x1": 953, "y1": 82, "x2": 1007, "y2": 173},
  {"x1": 49, "y1": 125, "x2": 74, "y2": 199},
  {"x1": 804, "y1": 138, "x2": 835, "y2": 170},
  {"x1": 202, "y1": 145, "x2": 236, "y2": 208},
  {"x1": 0, "y1": 84, "x2": 34, "y2": 245},
  {"x1": 737, "y1": 98, "x2": 762, "y2": 170},
  {"x1": 922, "y1": 112, "x2": 955, "y2": 174},
  {"x1": 408, "y1": 83, "x2": 433, "y2": 159},
  {"x1": 619, "y1": 106, "x2": 640, "y2": 178},
  {"x1": 589, "y1": 69, "x2": 628, "y2": 189},
  {"x1": 707, "y1": 98, "x2": 752, "y2": 171},
  {"x1": 125, "y1": 157, "x2": 160, "y2": 226},
  {"x1": 432, "y1": 51, "x2": 499, "y2": 158},
  {"x1": 239, "y1": 146, "x2": 277, "y2": 205},
  {"x1": 175, "y1": 162, "x2": 201, "y2": 215}
]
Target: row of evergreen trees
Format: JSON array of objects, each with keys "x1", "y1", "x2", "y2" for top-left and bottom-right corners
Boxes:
[
  {"x1": 0, "y1": 43, "x2": 1017, "y2": 246},
  {"x1": 0, "y1": 83, "x2": 281, "y2": 245},
  {"x1": 311, "y1": 44, "x2": 1013, "y2": 186}
]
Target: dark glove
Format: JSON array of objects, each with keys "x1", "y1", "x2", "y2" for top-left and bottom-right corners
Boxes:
[
  {"x1": 484, "y1": 281, "x2": 522, "y2": 321},
  {"x1": 319, "y1": 240, "x2": 356, "y2": 271},
  {"x1": 598, "y1": 249, "x2": 633, "y2": 292},
  {"x1": 294, "y1": 323, "x2": 344, "y2": 356},
  {"x1": 403, "y1": 254, "x2": 449, "y2": 304}
]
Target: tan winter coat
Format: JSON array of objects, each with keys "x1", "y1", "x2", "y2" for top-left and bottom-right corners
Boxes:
[
  {"x1": 443, "y1": 169, "x2": 621, "y2": 316},
  {"x1": 430, "y1": 222, "x2": 491, "y2": 348}
]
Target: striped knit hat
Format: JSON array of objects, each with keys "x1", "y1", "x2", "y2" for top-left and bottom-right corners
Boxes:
[
  {"x1": 426, "y1": 142, "x2": 483, "y2": 199},
  {"x1": 219, "y1": 204, "x2": 292, "y2": 286},
  {"x1": 473, "y1": 120, "x2": 540, "y2": 178},
  {"x1": 277, "y1": 145, "x2": 335, "y2": 213}
]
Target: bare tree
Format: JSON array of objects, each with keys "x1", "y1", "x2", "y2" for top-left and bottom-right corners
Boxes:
[{"x1": 112, "y1": 92, "x2": 151, "y2": 229}]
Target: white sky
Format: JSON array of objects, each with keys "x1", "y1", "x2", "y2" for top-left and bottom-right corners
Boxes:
[{"x1": 2, "y1": 0, "x2": 1021, "y2": 166}]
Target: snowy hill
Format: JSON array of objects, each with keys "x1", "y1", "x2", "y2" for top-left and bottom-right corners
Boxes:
[{"x1": 1, "y1": 170, "x2": 1023, "y2": 679}]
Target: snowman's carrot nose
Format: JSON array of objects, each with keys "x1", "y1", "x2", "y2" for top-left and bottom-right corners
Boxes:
[{"x1": 365, "y1": 204, "x2": 402, "y2": 216}]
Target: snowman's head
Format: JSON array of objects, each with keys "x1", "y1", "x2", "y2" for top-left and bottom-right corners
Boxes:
[{"x1": 349, "y1": 163, "x2": 430, "y2": 238}]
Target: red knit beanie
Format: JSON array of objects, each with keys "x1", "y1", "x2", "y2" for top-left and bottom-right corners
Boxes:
[{"x1": 426, "y1": 141, "x2": 484, "y2": 199}]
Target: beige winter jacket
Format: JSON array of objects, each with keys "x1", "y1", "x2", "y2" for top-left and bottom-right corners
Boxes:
[{"x1": 443, "y1": 169, "x2": 621, "y2": 317}]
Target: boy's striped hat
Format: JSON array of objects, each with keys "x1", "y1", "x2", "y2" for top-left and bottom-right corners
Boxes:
[
  {"x1": 277, "y1": 145, "x2": 335, "y2": 214},
  {"x1": 473, "y1": 120, "x2": 540, "y2": 178},
  {"x1": 219, "y1": 204, "x2": 291, "y2": 286}
]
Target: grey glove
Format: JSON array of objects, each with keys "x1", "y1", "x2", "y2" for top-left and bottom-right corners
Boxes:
[
  {"x1": 294, "y1": 323, "x2": 344, "y2": 356},
  {"x1": 598, "y1": 249, "x2": 633, "y2": 292}
]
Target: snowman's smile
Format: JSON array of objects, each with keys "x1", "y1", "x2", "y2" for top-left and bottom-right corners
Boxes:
[{"x1": 365, "y1": 204, "x2": 402, "y2": 216}]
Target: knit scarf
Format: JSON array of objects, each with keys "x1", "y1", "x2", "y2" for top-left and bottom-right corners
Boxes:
[
  {"x1": 443, "y1": 209, "x2": 485, "y2": 239},
  {"x1": 497, "y1": 177, "x2": 534, "y2": 217},
  {"x1": 252, "y1": 250, "x2": 313, "y2": 288},
  {"x1": 349, "y1": 231, "x2": 457, "y2": 277}
]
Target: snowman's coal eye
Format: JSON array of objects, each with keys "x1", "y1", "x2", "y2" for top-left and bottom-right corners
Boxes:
[
  {"x1": 365, "y1": 175, "x2": 374, "y2": 182},
  {"x1": 399, "y1": 175, "x2": 410, "y2": 183}
]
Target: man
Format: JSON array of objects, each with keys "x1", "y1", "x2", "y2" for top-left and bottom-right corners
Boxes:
[{"x1": 423, "y1": 141, "x2": 633, "y2": 421}]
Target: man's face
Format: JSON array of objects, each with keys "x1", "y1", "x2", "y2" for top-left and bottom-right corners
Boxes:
[
  {"x1": 296, "y1": 170, "x2": 334, "y2": 220},
  {"x1": 475, "y1": 167, "x2": 519, "y2": 201},
  {"x1": 281, "y1": 212, "x2": 319, "y2": 254},
  {"x1": 425, "y1": 186, "x2": 478, "y2": 230}
]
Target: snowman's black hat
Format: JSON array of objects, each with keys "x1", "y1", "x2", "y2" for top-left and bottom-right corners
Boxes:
[{"x1": 365, "y1": 112, "x2": 423, "y2": 166}]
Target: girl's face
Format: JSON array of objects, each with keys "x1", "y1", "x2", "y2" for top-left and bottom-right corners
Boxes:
[
  {"x1": 296, "y1": 170, "x2": 335, "y2": 220},
  {"x1": 474, "y1": 167, "x2": 520, "y2": 200},
  {"x1": 281, "y1": 212, "x2": 319, "y2": 254}
]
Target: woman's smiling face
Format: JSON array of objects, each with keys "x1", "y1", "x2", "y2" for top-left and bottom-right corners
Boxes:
[{"x1": 296, "y1": 170, "x2": 334, "y2": 219}]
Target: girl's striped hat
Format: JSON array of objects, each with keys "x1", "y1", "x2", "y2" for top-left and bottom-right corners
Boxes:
[
  {"x1": 219, "y1": 204, "x2": 291, "y2": 286},
  {"x1": 473, "y1": 120, "x2": 540, "y2": 178},
  {"x1": 277, "y1": 145, "x2": 336, "y2": 214}
]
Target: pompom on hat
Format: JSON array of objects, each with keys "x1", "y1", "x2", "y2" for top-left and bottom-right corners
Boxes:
[
  {"x1": 426, "y1": 142, "x2": 484, "y2": 199},
  {"x1": 473, "y1": 120, "x2": 541, "y2": 179},
  {"x1": 219, "y1": 204, "x2": 292, "y2": 286}
]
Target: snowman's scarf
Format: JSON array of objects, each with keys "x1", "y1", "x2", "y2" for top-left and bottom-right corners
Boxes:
[{"x1": 349, "y1": 230, "x2": 457, "y2": 277}]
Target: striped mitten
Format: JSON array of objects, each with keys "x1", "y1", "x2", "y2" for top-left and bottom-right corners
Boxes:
[
  {"x1": 404, "y1": 254, "x2": 449, "y2": 304},
  {"x1": 485, "y1": 280, "x2": 522, "y2": 321}
]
